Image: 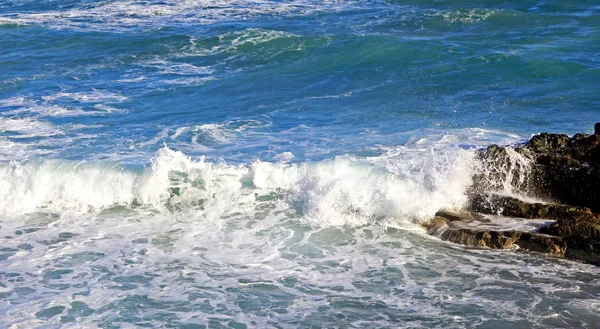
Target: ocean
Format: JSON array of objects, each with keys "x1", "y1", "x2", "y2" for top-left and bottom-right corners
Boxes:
[{"x1": 1, "y1": 1, "x2": 600, "y2": 328}]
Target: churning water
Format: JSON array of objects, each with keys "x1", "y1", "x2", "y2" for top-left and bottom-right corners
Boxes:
[{"x1": 1, "y1": 1, "x2": 600, "y2": 328}]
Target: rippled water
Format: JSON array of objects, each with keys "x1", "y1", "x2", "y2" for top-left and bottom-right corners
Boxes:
[{"x1": 1, "y1": 1, "x2": 600, "y2": 328}]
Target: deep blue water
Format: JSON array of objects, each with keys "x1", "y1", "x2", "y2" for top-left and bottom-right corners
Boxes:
[{"x1": 1, "y1": 1, "x2": 600, "y2": 328}]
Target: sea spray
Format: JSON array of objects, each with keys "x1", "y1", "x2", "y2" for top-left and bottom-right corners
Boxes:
[
  {"x1": 0, "y1": 146, "x2": 477, "y2": 226},
  {"x1": 470, "y1": 144, "x2": 542, "y2": 204}
]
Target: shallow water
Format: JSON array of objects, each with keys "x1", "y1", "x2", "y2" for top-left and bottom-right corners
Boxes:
[{"x1": 1, "y1": 1, "x2": 600, "y2": 327}]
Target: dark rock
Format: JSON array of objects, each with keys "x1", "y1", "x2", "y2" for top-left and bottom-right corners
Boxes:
[
  {"x1": 469, "y1": 194, "x2": 593, "y2": 220},
  {"x1": 434, "y1": 210, "x2": 483, "y2": 222},
  {"x1": 466, "y1": 193, "x2": 600, "y2": 264},
  {"x1": 428, "y1": 221, "x2": 566, "y2": 257},
  {"x1": 528, "y1": 133, "x2": 570, "y2": 152},
  {"x1": 473, "y1": 128, "x2": 600, "y2": 213},
  {"x1": 516, "y1": 232, "x2": 566, "y2": 256},
  {"x1": 572, "y1": 133, "x2": 591, "y2": 148},
  {"x1": 532, "y1": 153, "x2": 600, "y2": 212},
  {"x1": 425, "y1": 124, "x2": 600, "y2": 266},
  {"x1": 564, "y1": 237, "x2": 600, "y2": 265},
  {"x1": 539, "y1": 214, "x2": 600, "y2": 238},
  {"x1": 439, "y1": 229, "x2": 520, "y2": 249},
  {"x1": 471, "y1": 145, "x2": 535, "y2": 195},
  {"x1": 426, "y1": 216, "x2": 449, "y2": 236}
]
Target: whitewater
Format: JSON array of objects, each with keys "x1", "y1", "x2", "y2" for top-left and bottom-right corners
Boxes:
[{"x1": 1, "y1": 0, "x2": 600, "y2": 328}]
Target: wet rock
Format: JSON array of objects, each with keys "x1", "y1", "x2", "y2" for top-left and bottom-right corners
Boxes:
[
  {"x1": 564, "y1": 237, "x2": 600, "y2": 265},
  {"x1": 528, "y1": 133, "x2": 570, "y2": 152},
  {"x1": 434, "y1": 210, "x2": 483, "y2": 222},
  {"x1": 471, "y1": 145, "x2": 535, "y2": 196},
  {"x1": 473, "y1": 126, "x2": 600, "y2": 213},
  {"x1": 463, "y1": 194, "x2": 599, "y2": 264},
  {"x1": 532, "y1": 154, "x2": 600, "y2": 213},
  {"x1": 426, "y1": 216, "x2": 449, "y2": 236},
  {"x1": 426, "y1": 219, "x2": 566, "y2": 257},
  {"x1": 469, "y1": 194, "x2": 593, "y2": 220},
  {"x1": 515, "y1": 232, "x2": 566, "y2": 256},
  {"x1": 539, "y1": 213, "x2": 600, "y2": 238},
  {"x1": 438, "y1": 229, "x2": 521, "y2": 249},
  {"x1": 536, "y1": 207, "x2": 600, "y2": 265},
  {"x1": 426, "y1": 210, "x2": 485, "y2": 235}
]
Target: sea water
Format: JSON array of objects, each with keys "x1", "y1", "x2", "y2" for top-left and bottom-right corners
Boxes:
[{"x1": 1, "y1": 1, "x2": 600, "y2": 328}]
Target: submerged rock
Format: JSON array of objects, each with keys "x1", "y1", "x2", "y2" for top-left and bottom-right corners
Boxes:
[{"x1": 426, "y1": 123, "x2": 600, "y2": 266}]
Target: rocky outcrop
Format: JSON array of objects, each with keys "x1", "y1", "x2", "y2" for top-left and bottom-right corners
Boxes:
[
  {"x1": 468, "y1": 194, "x2": 594, "y2": 221},
  {"x1": 473, "y1": 128, "x2": 600, "y2": 212},
  {"x1": 426, "y1": 208, "x2": 567, "y2": 258},
  {"x1": 426, "y1": 123, "x2": 600, "y2": 266}
]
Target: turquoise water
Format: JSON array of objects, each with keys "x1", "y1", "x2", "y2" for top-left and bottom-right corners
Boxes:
[{"x1": 1, "y1": 1, "x2": 600, "y2": 328}]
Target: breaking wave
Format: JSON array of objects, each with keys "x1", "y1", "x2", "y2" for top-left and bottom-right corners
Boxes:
[{"x1": 0, "y1": 146, "x2": 476, "y2": 227}]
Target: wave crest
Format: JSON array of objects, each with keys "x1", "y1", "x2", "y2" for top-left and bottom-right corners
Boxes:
[{"x1": 0, "y1": 146, "x2": 477, "y2": 227}]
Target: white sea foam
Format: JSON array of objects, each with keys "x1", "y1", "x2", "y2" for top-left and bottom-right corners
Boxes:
[
  {"x1": 400, "y1": 127, "x2": 525, "y2": 150},
  {"x1": 194, "y1": 123, "x2": 235, "y2": 144},
  {"x1": 0, "y1": 136, "x2": 65, "y2": 162},
  {"x1": 179, "y1": 28, "x2": 299, "y2": 58},
  {"x1": 0, "y1": 117, "x2": 62, "y2": 138},
  {"x1": 220, "y1": 28, "x2": 300, "y2": 54},
  {"x1": 0, "y1": 145, "x2": 475, "y2": 227},
  {"x1": 139, "y1": 118, "x2": 273, "y2": 155},
  {"x1": 139, "y1": 60, "x2": 215, "y2": 76},
  {"x1": 1, "y1": 91, "x2": 126, "y2": 117},
  {"x1": 273, "y1": 151, "x2": 295, "y2": 163},
  {"x1": 0, "y1": 0, "x2": 366, "y2": 32},
  {"x1": 41, "y1": 90, "x2": 128, "y2": 103},
  {"x1": 0, "y1": 125, "x2": 523, "y2": 218},
  {"x1": 9, "y1": 104, "x2": 90, "y2": 117},
  {"x1": 0, "y1": 96, "x2": 27, "y2": 107},
  {"x1": 0, "y1": 115, "x2": 106, "y2": 162},
  {"x1": 440, "y1": 8, "x2": 498, "y2": 24}
]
